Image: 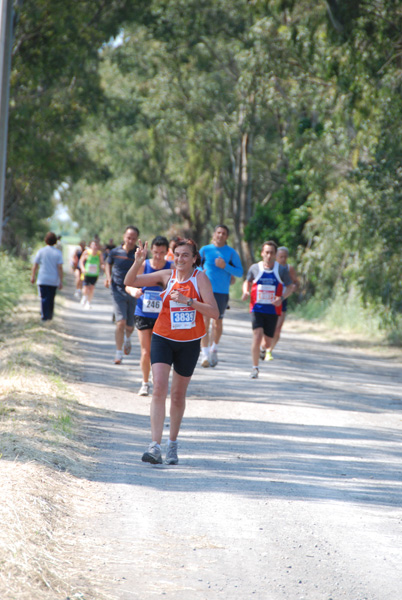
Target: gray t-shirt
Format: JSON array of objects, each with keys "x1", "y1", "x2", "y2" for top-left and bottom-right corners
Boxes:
[{"x1": 34, "y1": 245, "x2": 63, "y2": 286}]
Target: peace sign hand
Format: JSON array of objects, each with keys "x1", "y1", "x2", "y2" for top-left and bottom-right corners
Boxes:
[{"x1": 135, "y1": 240, "x2": 148, "y2": 264}]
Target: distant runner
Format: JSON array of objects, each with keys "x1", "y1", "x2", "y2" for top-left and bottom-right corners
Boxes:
[
  {"x1": 79, "y1": 239, "x2": 104, "y2": 309},
  {"x1": 71, "y1": 240, "x2": 86, "y2": 299},
  {"x1": 262, "y1": 246, "x2": 299, "y2": 360},
  {"x1": 199, "y1": 225, "x2": 243, "y2": 368},
  {"x1": 242, "y1": 240, "x2": 295, "y2": 379},
  {"x1": 127, "y1": 236, "x2": 172, "y2": 397},
  {"x1": 104, "y1": 226, "x2": 139, "y2": 365}
]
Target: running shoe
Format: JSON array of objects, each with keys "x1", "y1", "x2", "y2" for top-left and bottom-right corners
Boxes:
[
  {"x1": 165, "y1": 441, "x2": 179, "y2": 465},
  {"x1": 80, "y1": 296, "x2": 87, "y2": 306},
  {"x1": 123, "y1": 336, "x2": 132, "y2": 355},
  {"x1": 209, "y1": 350, "x2": 218, "y2": 367},
  {"x1": 250, "y1": 367, "x2": 259, "y2": 379},
  {"x1": 201, "y1": 356, "x2": 210, "y2": 368},
  {"x1": 74, "y1": 290, "x2": 81, "y2": 299},
  {"x1": 138, "y1": 382, "x2": 150, "y2": 396},
  {"x1": 259, "y1": 347, "x2": 266, "y2": 361},
  {"x1": 84, "y1": 302, "x2": 91, "y2": 310},
  {"x1": 266, "y1": 350, "x2": 273, "y2": 361},
  {"x1": 142, "y1": 442, "x2": 162, "y2": 464},
  {"x1": 114, "y1": 350, "x2": 123, "y2": 365}
]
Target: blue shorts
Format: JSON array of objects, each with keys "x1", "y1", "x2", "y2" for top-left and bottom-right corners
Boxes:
[{"x1": 151, "y1": 334, "x2": 201, "y2": 377}]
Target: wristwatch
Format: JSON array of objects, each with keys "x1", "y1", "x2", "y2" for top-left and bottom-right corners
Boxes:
[{"x1": 186, "y1": 298, "x2": 193, "y2": 307}]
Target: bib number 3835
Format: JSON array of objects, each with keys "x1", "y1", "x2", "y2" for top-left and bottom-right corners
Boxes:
[{"x1": 169, "y1": 301, "x2": 196, "y2": 329}]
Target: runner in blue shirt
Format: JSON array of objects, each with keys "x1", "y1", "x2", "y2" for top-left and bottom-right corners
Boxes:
[
  {"x1": 126, "y1": 236, "x2": 172, "y2": 396},
  {"x1": 199, "y1": 225, "x2": 243, "y2": 367}
]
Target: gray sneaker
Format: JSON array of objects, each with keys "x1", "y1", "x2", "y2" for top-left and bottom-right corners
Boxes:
[
  {"x1": 259, "y1": 347, "x2": 266, "y2": 361},
  {"x1": 250, "y1": 367, "x2": 259, "y2": 379},
  {"x1": 209, "y1": 350, "x2": 218, "y2": 367},
  {"x1": 142, "y1": 442, "x2": 162, "y2": 464},
  {"x1": 165, "y1": 441, "x2": 179, "y2": 465}
]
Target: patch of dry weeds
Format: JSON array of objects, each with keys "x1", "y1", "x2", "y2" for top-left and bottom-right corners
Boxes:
[{"x1": 0, "y1": 297, "x2": 113, "y2": 600}]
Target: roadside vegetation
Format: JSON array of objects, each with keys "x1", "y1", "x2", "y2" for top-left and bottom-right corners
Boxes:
[
  {"x1": 0, "y1": 290, "x2": 110, "y2": 600},
  {"x1": 0, "y1": 252, "x2": 30, "y2": 321}
]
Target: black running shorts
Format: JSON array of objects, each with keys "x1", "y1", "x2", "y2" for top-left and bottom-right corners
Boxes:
[
  {"x1": 151, "y1": 334, "x2": 201, "y2": 377},
  {"x1": 251, "y1": 312, "x2": 278, "y2": 338},
  {"x1": 135, "y1": 315, "x2": 157, "y2": 331}
]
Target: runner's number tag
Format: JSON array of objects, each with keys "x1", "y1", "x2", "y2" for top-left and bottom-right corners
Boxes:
[
  {"x1": 169, "y1": 301, "x2": 196, "y2": 329},
  {"x1": 256, "y1": 284, "x2": 276, "y2": 304},
  {"x1": 87, "y1": 263, "x2": 98, "y2": 275},
  {"x1": 143, "y1": 291, "x2": 162, "y2": 313}
]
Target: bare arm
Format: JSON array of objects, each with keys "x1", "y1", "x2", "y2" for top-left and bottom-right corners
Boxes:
[
  {"x1": 57, "y1": 264, "x2": 63, "y2": 290},
  {"x1": 241, "y1": 278, "x2": 252, "y2": 300},
  {"x1": 124, "y1": 241, "x2": 171, "y2": 289},
  {"x1": 289, "y1": 264, "x2": 299, "y2": 289},
  {"x1": 30, "y1": 263, "x2": 39, "y2": 284},
  {"x1": 78, "y1": 250, "x2": 88, "y2": 272},
  {"x1": 104, "y1": 261, "x2": 112, "y2": 287}
]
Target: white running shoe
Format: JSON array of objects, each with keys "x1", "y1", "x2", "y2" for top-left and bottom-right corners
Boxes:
[
  {"x1": 84, "y1": 302, "x2": 92, "y2": 310},
  {"x1": 80, "y1": 295, "x2": 87, "y2": 305},
  {"x1": 114, "y1": 350, "x2": 123, "y2": 365},
  {"x1": 250, "y1": 367, "x2": 259, "y2": 379},
  {"x1": 201, "y1": 356, "x2": 210, "y2": 368},
  {"x1": 74, "y1": 290, "x2": 81, "y2": 299},
  {"x1": 123, "y1": 336, "x2": 132, "y2": 355},
  {"x1": 209, "y1": 350, "x2": 218, "y2": 367},
  {"x1": 138, "y1": 382, "x2": 150, "y2": 396}
]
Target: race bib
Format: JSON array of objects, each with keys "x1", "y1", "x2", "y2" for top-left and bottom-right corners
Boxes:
[
  {"x1": 169, "y1": 301, "x2": 196, "y2": 330},
  {"x1": 143, "y1": 291, "x2": 162, "y2": 313},
  {"x1": 256, "y1": 284, "x2": 276, "y2": 304},
  {"x1": 87, "y1": 263, "x2": 98, "y2": 275}
]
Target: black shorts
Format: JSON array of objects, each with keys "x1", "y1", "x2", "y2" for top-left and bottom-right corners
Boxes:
[
  {"x1": 214, "y1": 293, "x2": 229, "y2": 319},
  {"x1": 151, "y1": 334, "x2": 201, "y2": 377},
  {"x1": 83, "y1": 275, "x2": 98, "y2": 286},
  {"x1": 135, "y1": 315, "x2": 157, "y2": 331},
  {"x1": 251, "y1": 312, "x2": 278, "y2": 338}
]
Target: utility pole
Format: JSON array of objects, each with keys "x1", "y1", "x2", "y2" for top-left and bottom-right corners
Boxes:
[{"x1": 0, "y1": 0, "x2": 14, "y2": 247}]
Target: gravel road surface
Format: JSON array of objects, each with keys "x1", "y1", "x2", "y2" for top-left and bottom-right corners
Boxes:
[{"x1": 61, "y1": 280, "x2": 402, "y2": 600}]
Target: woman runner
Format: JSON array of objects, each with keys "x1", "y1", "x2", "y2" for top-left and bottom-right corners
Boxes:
[{"x1": 124, "y1": 238, "x2": 218, "y2": 465}]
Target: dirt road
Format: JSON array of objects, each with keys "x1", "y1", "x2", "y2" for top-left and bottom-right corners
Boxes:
[{"x1": 61, "y1": 281, "x2": 402, "y2": 600}]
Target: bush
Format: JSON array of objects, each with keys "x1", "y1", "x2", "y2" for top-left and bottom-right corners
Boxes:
[{"x1": 0, "y1": 252, "x2": 30, "y2": 320}]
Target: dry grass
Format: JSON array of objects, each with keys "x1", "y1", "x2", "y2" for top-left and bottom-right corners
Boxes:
[{"x1": 0, "y1": 296, "x2": 113, "y2": 600}]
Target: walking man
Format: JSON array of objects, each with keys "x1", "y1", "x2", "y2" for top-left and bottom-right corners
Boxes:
[
  {"x1": 242, "y1": 240, "x2": 295, "y2": 379},
  {"x1": 104, "y1": 226, "x2": 139, "y2": 364},
  {"x1": 199, "y1": 225, "x2": 243, "y2": 367}
]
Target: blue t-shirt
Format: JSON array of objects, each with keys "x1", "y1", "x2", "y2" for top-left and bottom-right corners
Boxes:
[
  {"x1": 34, "y1": 245, "x2": 63, "y2": 286},
  {"x1": 135, "y1": 259, "x2": 172, "y2": 318},
  {"x1": 199, "y1": 243, "x2": 243, "y2": 294}
]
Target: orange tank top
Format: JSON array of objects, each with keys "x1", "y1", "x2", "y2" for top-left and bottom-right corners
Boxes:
[{"x1": 153, "y1": 269, "x2": 206, "y2": 341}]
